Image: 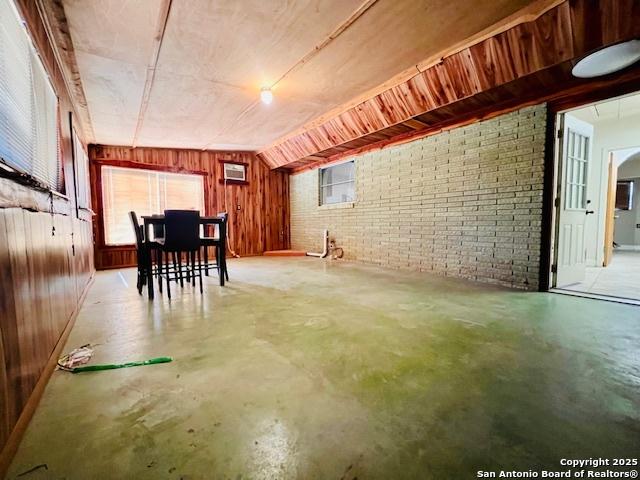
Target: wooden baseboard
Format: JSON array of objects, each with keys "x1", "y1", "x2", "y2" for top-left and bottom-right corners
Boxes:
[
  {"x1": 0, "y1": 272, "x2": 95, "y2": 478},
  {"x1": 263, "y1": 250, "x2": 307, "y2": 256},
  {"x1": 97, "y1": 262, "x2": 136, "y2": 270}
]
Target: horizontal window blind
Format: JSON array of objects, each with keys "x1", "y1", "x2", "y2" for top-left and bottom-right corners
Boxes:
[
  {"x1": 101, "y1": 166, "x2": 205, "y2": 245},
  {"x1": 0, "y1": 0, "x2": 60, "y2": 190}
]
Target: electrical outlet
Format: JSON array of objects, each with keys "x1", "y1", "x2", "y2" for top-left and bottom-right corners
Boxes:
[{"x1": 237, "y1": 204, "x2": 241, "y2": 211}]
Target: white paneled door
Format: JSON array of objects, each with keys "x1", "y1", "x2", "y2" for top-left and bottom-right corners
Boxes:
[{"x1": 555, "y1": 114, "x2": 594, "y2": 287}]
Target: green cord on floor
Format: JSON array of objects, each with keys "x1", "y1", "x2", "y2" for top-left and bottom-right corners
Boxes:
[{"x1": 70, "y1": 356, "x2": 173, "y2": 373}]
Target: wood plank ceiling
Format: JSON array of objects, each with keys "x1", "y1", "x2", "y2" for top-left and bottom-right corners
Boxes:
[{"x1": 258, "y1": 0, "x2": 640, "y2": 171}]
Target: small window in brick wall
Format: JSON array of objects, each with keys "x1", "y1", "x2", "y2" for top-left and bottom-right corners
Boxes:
[{"x1": 319, "y1": 161, "x2": 355, "y2": 205}]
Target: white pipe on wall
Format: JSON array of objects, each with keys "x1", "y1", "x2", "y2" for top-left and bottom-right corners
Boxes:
[{"x1": 307, "y1": 229, "x2": 328, "y2": 258}]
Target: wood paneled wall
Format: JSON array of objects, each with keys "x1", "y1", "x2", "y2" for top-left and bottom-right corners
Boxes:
[
  {"x1": 89, "y1": 146, "x2": 290, "y2": 269},
  {"x1": 0, "y1": 0, "x2": 94, "y2": 474}
]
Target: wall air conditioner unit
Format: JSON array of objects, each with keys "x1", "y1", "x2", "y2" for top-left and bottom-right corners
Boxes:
[{"x1": 223, "y1": 163, "x2": 246, "y2": 181}]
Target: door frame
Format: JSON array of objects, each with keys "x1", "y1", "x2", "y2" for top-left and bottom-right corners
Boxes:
[
  {"x1": 542, "y1": 89, "x2": 640, "y2": 303},
  {"x1": 549, "y1": 112, "x2": 595, "y2": 289},
  {"x1": 540, "y1": 78, "x2": 640, "y2": 292},
  {"x1": 603, "y1": 152, "x2": 616, "y2": 267}
]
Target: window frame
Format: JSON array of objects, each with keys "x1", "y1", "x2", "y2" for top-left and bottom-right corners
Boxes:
[
  {"x1": 70, "y1": 114, "x2": 91, "y2": 216},
  {"x1": 615, "y1": 180, "x2": 634, "y2": 211},
  {"x1": 563, "y1": 129, "x2": 590, "y2": 211},
  {"x1": 319, "y1": 160, "x2": 356, "y2": 206},
  {"x1": 0, "y1": 0, "x2": 62, "y2": 194},
  {"x1": 95, "y1": 160, "x2": 208, "y2": 248}
]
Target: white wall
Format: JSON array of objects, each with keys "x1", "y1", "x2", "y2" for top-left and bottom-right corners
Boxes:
[
  {"x1": 618, "y1": 152, "x2": 640, "y2": 177},
  {"x1": 615, "y1": 154, "x2": 640, "y2": 246},
  {"x1": 580, "y1": 113, "x2": 640, "y2": 266}
]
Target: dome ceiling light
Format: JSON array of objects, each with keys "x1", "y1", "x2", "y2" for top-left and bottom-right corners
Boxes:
[
  {"x1": 260, "y1": 87, "x2": 273, "y2": 105},
  {"x1": 572, "y1": 39, "x2": 640, "y2": 78}
]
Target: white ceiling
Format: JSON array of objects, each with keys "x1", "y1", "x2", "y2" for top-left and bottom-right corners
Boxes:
[
  {"x1": 63, "y1": 0, "x2": 535, "y2": 150},
  {"x1": 569, "y1": 92, "x2": 640, "y2": 125}
]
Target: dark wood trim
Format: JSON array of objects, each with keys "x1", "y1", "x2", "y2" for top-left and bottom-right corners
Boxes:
[
  {"x1": 0, "y1": 273, "x2": 94, "y2": 479},
  {"x1": 93, "y1": 160, "x2": 105, "y2": 259},
  {"x1": 96, "y1": 262, "x2": 136, "y2": 271},
  {"x1": 92, "y1": 159, "x2": 208, "y2": 176},
  {"x1": 218, "y1": 179, "x2": 249, "y2": 186},
  {"x1": 547, "y1": 73, "x2": 640, "y2": 113},
  {"x1": 92, "y1": 144, "x2": 256, "y2": 157},
  {"x1": 539, "y1": 107, "x2": 559, "y2": 292},
  {"x1": 99, "y1": 245, "x2": 136, "y2": 251},
  {"x1": 217, "y1": 160, "x2": 249, "y2": 166}
]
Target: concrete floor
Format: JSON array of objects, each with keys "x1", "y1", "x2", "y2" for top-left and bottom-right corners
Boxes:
[
  {"x1": 563, "y1": 250, "x2": 640, "y2": 301},
  {"x1": 8, "y1": 258, "x2": 640, "y2": 479}
]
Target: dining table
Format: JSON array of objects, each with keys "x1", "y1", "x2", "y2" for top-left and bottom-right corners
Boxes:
[{"x1": 141, "y1": 215, "x2": 226, "y2": 299}]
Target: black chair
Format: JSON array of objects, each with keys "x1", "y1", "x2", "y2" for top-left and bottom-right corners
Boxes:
[
  {"x1": 155, "y1": 210, "x2": 203, "y2": 299},
  {"x1": 150, "y1": 214, "x2": 165, "y2": 280},
  {"x1": 200, "y1": 212, "x2": 228, "y2": 286},
  {"x1": 129, "y1": 211, "x2": 148, "y2": 295},
  {"x1": 151, "y1": 214, "x2": 165, "y2": 240}
]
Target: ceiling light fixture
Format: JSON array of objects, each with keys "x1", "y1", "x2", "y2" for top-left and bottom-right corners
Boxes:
[
  {"x1": 572, "y1": 39, "x2": 640, "y2": 78},
  {"x1": 260, "y1": 87, "x2": 273, "y2": 105}
]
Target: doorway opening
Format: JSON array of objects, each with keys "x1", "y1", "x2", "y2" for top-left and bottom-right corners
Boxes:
[{"x1": 551, "y1": 91, "x2": 640, "y2": 303}]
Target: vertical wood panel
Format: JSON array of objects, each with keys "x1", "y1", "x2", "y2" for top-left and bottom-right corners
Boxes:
[{"x1": 0, "y1": 207, "x2": 93, "y2": 461}]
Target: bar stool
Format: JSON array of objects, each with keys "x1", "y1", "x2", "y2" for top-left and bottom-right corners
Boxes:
[
  {"x1": 200, "y1": 212, "x2": 228, "y2": 286},
  {"x1": 150, "y1": 214, "x2": 165, "y2": 280},
  {"x1": 155, "y1": 210, "x2": 203, "y2": 299},
  {"x1": 129, "y1": 211, "x2": 148, "y2": 295}
]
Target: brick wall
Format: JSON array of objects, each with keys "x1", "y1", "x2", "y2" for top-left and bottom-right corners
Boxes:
[{"x1": 290, "y1": 104, "x2": 547, "y2": 290}]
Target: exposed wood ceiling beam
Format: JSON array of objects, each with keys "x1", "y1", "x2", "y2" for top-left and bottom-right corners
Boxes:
[
  {"x1": 289, "y1": 64, "x2": 640, "y2": 174},
  {"x1": 258, "y1": 0, "x2": 640, "y2": 169},
  {"x1": 132, "y1": 0, "x2": 173, "y2": 148}
]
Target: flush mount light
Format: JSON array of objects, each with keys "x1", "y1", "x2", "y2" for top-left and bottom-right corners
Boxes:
[
  {"x1": 260, "y1": 87, "x2": 273, "y2": 105},
  {"x1": 572, "y1": 39, "x2": 640, "y2": 78}
]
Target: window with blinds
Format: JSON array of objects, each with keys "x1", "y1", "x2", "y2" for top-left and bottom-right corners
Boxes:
[
  {"x1": 0, "y1": 0, "x2": 61, "y2": 191},
  {"x1": 72, "y1": 126, "x2": 90, "y2": 210},
  {"x1": 101, "y1": 166, "x2": 205, "y2": 245}
]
